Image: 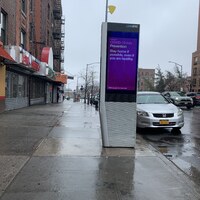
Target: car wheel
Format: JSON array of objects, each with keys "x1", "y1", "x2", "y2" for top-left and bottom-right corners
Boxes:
[
  {"x1": 136, "y1": 127, "x2": 142, "y2": 133},
  {"x1": 171, "y1": 127, "x2": 181, "y2": 134},
  {"x1": 186, "y1": 105, "x2": 192, "y2": 109}
]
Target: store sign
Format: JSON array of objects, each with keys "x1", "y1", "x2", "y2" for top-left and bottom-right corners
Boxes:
[
  {"x1": 4, "y1": 46, "x2": 40, "y2": 71},
  {"x1": 41, "y1": 47, "x2": 53, "y2": 70},
  {"x1": 20, "y1": 47, "x2": 40, "y2": 71},
  {"x1": 55, "y1": 72, "x2": 67, "y2": 84}
]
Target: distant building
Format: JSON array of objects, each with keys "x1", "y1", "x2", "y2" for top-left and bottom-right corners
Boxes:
[
  {"x1": 138, "y1": 68, "x2": 155, "y2": 91},
  {"x1": 191, "y1": 1, "x2": 200, "y2": 92}
]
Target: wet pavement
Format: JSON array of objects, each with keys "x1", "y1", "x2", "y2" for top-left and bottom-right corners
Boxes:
[
  {"x1": 0, "y1": 101, "x2": 200, "y2": 199},
  {"x1": 139, "y1": 107, "x2": 200, "y2": 188}
]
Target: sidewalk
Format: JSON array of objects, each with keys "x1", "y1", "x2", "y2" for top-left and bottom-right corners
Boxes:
[{"x1": 0, "y1": 100, "x2": 200, "y2": 200}]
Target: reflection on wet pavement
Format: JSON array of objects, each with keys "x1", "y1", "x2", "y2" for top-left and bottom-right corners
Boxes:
[
  {"x1": 1, "y1": 101, "x2": 200, "y2": 199},
  {"x1": 140, "y1": 107, "x2": 200, "y2": 187}
]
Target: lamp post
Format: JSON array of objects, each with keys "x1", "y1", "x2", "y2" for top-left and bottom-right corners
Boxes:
[
  {"x1": 66, "y1": 82, "x2": 73, "y2": 99},
  {"x1": 168, "y1": 61, "x2": 183, "y2": 91},
  {"x1": 84, "y1": 62, "x2": 100, "y2": 104},
  {"x1": 105, "y1": 0, "x2": 109, "y2": 22},
  {"x1": 76, "y1": 76, "x2": 80, "y2": 93}
]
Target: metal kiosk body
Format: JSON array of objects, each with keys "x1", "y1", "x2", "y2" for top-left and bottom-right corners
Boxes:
[{"x1": 100, "y1": 22, "x2": 140, "y2": 148}]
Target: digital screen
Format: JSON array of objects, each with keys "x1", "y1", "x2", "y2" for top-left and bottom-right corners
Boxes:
[{"x1": 106, "y1": 31, "x2": 139, "y2": 92}]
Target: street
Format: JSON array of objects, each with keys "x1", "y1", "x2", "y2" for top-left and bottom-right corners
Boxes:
[{"x1": 139, "y1": 106, "x2": 200, "y2": 187}]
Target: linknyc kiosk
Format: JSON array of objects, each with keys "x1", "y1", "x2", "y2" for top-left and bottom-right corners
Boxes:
[{"x1": 100, "y1": 22, "x2": 140, "y2": 147}]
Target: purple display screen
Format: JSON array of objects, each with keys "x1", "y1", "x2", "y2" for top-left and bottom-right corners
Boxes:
[{"x1": 106, "y1": 32, "x2": 139, "y2": 91}]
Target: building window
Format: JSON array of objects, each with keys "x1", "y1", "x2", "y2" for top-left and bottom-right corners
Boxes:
[
  {"x1": 21, "y1": 0, "x2": 26, "y2": 13},
  {"x1": 47, "y1": 30, "x2": 50, "y2": 45},
  {"x1": 29, "y1": 23, "x2": 33, "y2": 41},
  {"x1": 193, "y1": 68, "x2": 197, "y2": 76},
  {"x1": 193, "y1": 79, "x2": 196, "y2": 86},
  {"x1": 21, "y1": 30, "x2": 26, "y2": 49},
  {"x1": 0, "y1": 11, "x2": 7, "y2": 44},
  {"x1": 48, "y1": 4, "x2": 50, "y2": 20},
  {"x1": 30, "y1": 0, "x2": 33, "y2": 12},
  {"x1": 194, "y1": 57, "x2": 198, "y2": 65}
]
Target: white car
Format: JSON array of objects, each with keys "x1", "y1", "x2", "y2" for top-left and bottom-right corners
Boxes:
[{"x1": 137, "y1": 91, "x2": 184, "y2": 131}]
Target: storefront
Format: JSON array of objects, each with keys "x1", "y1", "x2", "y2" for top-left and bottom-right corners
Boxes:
[
  {"x1": 0, "y1": 46, "x2": 15, "y2": 112},
  {"x1": 0, "y1": 45, "x2": 68, "y2": 112},
  {"x1": 5, "y1": 69, "x2": 29, "y2": 110}
]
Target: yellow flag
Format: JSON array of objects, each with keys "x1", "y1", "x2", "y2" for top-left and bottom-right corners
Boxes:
[{"x1": 108, "y1": 5, "x2": 116, "y2": 14}]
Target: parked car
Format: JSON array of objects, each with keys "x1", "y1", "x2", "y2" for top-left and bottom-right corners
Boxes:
[
  {"x1": 186, "y1": 92, "x2": 200, "y2": 106},
  {"x1": 137, "y1": 91, "x2": 184, "y2": 131},
  {"x1": 162, "y1": 91, "x2": 193, "y2": 109}
]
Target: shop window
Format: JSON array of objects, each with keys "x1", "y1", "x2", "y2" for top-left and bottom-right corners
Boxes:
[{"x1": 6, "y1": 71, "x2": 28, "y2": 98}]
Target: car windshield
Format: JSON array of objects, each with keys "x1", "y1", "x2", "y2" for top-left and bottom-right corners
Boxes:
[{"x1": 137, "y1": 93, "x2": 169, "y2": 104}]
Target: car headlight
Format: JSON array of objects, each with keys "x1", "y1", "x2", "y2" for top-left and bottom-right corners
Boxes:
[
  {"x1": 137, "y1": 111, "x2": 149, "y2": 117},
  {"x1": 175, "y1": 97, "x2": 179, "y2": 100},
  {"x1": 177, "y1": 108, "x2": 183, "y2": 116}
]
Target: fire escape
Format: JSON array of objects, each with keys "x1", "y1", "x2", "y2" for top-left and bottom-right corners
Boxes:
[{"x1": 53, "y1": 0, "x2": 65, "y2": 72}]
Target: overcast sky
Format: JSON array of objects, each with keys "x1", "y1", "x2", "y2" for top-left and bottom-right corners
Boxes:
[{"x1": 61, "y1": 0, "x2": 199, "y2": 89}]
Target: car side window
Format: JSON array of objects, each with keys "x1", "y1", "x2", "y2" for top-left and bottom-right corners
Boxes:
[{"x1": 165, "y1": 93, "x2": 170, "y2": 97}]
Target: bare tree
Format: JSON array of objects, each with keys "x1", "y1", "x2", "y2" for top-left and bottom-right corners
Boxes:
[
  {"x1": 79, "y1": 68, "x2": 99, "y2": 104},
  {"x1": 153, "y1": 65, "x2": 189, "y2": 92}
]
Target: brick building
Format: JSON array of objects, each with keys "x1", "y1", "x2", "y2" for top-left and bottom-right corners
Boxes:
[
  {"x1": 0, "y1": 0, "x2": 67, "y2": 112},
  {"x1": 191, "y1": 1, "x2": 200, "y2": 92},
  {"x1": 138, "y1": 68, "x2": 155, "y2": 91}
]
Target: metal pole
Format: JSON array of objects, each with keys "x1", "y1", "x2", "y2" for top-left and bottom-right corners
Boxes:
[
  {"x1": 76, "y1": 76, "x2": 79, "y2": 93},
  {"x1": 105, "y1": 0, "x2": 108, "y2": 22},
  {"x1": 84, "y1": 65, "x2": 88, "y2": 104},
  {"x1": 84, "y1": 62, "x2": 100, "y2": 104}
]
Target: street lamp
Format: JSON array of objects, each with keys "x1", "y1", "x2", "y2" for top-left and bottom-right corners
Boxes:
[
  {"x1": 168, "y1": 61, "x2": 183, "y2": 91},
  {"x1": 105, "y1": 0, "x2": 109, "y2": 22},
  {"x1": 168, "y1": 61, "x2": 183, "y2": 78},
  {"x1": 105, "y1": 0, "x2": 116, "y2": 22},
  {"x1": 84, "y1": 62, "x2": 100, "y2": 104}
]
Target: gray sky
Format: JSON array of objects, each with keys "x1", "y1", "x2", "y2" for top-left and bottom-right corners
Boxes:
[{"x1": 61, "y1": 0, "x2": 199, "y2": 89}]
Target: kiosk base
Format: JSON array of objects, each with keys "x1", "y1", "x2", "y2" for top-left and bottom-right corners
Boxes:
[{"x1": 100, "y1": 102, "x2": 136, "y2": 148}]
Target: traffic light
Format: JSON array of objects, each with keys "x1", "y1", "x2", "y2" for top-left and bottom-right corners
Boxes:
[{"x1": 80, "y1": 85, "x2": 84, "y2": 91}]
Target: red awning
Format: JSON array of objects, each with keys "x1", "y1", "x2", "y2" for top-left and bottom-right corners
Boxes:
[{"x1": 0, "y1": 46, "x2": 14, "y2": 61}]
